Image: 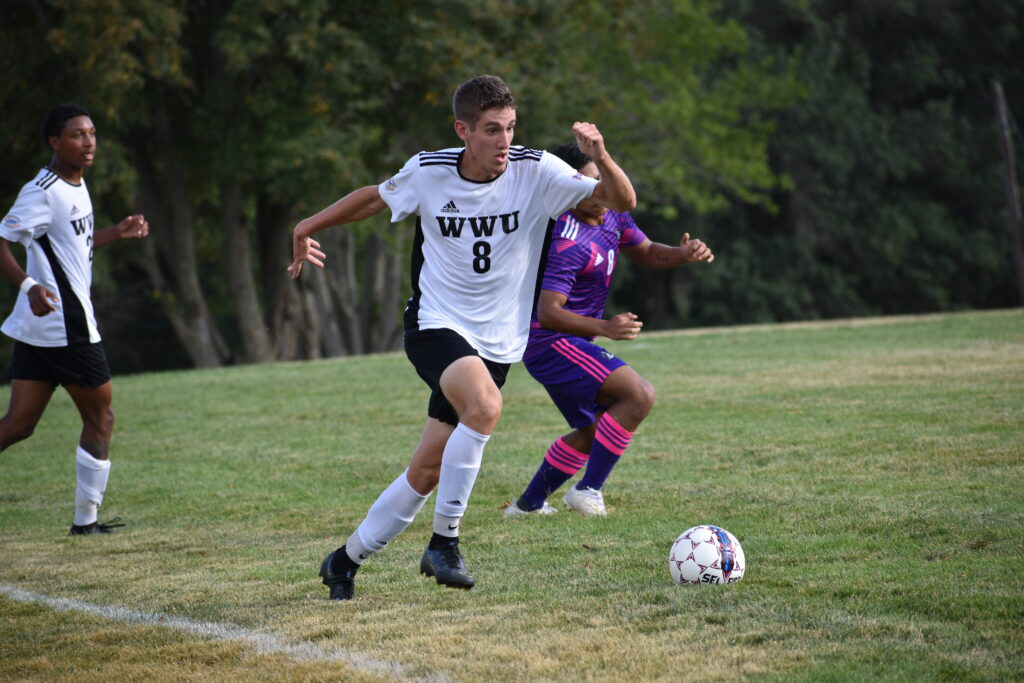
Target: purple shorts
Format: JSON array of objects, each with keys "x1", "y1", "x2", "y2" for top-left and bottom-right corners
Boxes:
[{"x1": 523, "y1": 336, "x2": 627, "y2": 429}]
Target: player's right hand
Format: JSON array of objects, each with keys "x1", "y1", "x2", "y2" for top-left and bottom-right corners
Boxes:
[
  {"x1": 27, "y1": 285, "x2": 58, "y2": 316},
  {"x1": 288, "y1": 234, "x2": 325, "y2": 279},
  {"x1": 603, "y1": 312, "x2": 643, "y2": 340}
]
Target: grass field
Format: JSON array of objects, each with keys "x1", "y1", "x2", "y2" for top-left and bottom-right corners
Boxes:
[{"x1": 1, "y1": 310, "x2": 1022, "y2": 681}]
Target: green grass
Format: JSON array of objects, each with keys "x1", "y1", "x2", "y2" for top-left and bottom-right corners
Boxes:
[{"x1": 1, "y1": 310, "x2": 1022, "y2": 681}]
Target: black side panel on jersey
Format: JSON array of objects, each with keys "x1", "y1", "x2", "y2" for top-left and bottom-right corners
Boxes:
[
  {"x1": 36, "y1": 234, "x2": 90, "y2": 344},
  {"x1": 530, "y1": 217, "x2": 557, "y2": 316},
  {"x1": 403, "y1": 217, "x2": 426, "y2": 332}
]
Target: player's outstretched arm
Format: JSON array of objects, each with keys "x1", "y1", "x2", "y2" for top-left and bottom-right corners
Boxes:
[
  {"x1": 289, "y1": 185, "x2": 387, "y2": 279},
  {"x1": 537, "y1": 289, "x2": 643, "y2": 341},
  {"x1": 93, "y1": 214, "x2": 149, "y2": 249},
  {"x1": 572, "y1": 121, "x2": 636, "y2": 212},
  {"x1": 624, "y1": 233, "x2": 714, "y2": 270}
]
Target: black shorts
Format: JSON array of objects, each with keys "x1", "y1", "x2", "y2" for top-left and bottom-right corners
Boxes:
[
  {"x1": 8, "y1": 340, "x2": 112, "y2": 389},
  {"x1": 404, "y1": 328, "x2": 510, "y2": 426}
]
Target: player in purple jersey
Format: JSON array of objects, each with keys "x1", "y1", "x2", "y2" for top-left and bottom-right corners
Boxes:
[{"x1": 506, "y1": 143, "x2": 713, "y2": 517}]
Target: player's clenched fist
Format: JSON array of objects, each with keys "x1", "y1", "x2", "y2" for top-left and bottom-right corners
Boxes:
[
  {"x1": 572, "y1": 122, "x2": 608, "y2": 162},
  {"x1": 26, "y1": 283, "x2": 58, "y2": 317},
  {"x1": 115, "y1": 214, "x2": 149, "y2": 239},
  {"x1": 680, "y1": 233, "x2": 714, "y2": 263}
]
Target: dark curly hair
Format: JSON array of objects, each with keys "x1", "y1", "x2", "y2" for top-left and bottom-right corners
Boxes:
[
  {"x1": 42, "y1": 104, "x2": 91, "y2": 144},
  {"x1": 550, "y1": 143, "x2": 592, "y2": 172}
]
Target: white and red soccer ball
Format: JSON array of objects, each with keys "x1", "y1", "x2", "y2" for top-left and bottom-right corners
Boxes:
[{"x1": 669, "y1": 525, "x2": 746, "y2": 585}]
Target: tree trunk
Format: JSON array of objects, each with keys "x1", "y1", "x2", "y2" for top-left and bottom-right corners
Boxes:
[
  {"x1": 221, "y1": 180, "x2": 274, "y2": 363},
  {"x1": 256, "y1": 192, "x2": 318, "y2": 360},
  {"x1": 309, "y1": 269, "x2": 347, "y2": 357},
  {"x1": 325, "y1": 228, "x2": 363, "y2": 355},
  {"x1": 134, "y1": 111, "x2": 228, "y2": 368},
  {"x1": 381, "y1": 226, "x2": 407, "y2": 351},
  {"x1": 361, "y1": 228, "x2": 407, "y2": 352},
  {"x1": 992, "y1": 80, "x2": 1024, "y2": 305}
]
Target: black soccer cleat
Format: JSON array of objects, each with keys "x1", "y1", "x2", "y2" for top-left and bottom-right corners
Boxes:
[
  {"x1": 319, "y1": 549, "x2": 358, "y2": 601},
  {"x1": 420, "y1": 539, "x2": 475, "y2": 590},
  {"x1": 69, "y1": 517, "x2": 125, "y2": 535}
]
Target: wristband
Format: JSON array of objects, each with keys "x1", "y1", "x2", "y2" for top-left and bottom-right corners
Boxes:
[{"x1": 19, "y1": 277, "x2": 38, "y2": 295}]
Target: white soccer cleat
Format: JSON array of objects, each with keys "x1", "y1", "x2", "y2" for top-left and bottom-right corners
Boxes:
[
  {"x1": 504, "y1": 500, "x2": 558, "y2": 516},
  {"x1": 563, "y1": 486, "x2": 607, "y2": 517}
]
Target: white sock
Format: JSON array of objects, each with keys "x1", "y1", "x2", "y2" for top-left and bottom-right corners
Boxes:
[
  {"x1": 349, "y1": 469, "x2": 428, "y2": 562},
  {"x1": 74, "y1": 446, "x2": 110, "y2": 526},
  {"x1": 433, "y1": 423, "x2": 489, "y2": 538}
]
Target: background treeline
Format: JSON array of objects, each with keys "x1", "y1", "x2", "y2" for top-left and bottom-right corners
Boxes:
[{"x1": 1, "y1": 0, "x2": 1020, "y2": 375}]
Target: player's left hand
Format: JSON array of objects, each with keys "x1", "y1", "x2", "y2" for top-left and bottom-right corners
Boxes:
[
  {"x1": 680, "y1": 233, "x2": 714, "y2": 263},
  {"x1": 115, "y1": 214, "x2": 149, "y2": 239}
]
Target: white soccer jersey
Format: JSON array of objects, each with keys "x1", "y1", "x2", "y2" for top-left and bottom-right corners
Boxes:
[
  {"x1": 0, "y1": 168, "x2": 100, "y2": 347},
  {"x1": 380, "y1": 146, "x2": 599, "y2": 363}
]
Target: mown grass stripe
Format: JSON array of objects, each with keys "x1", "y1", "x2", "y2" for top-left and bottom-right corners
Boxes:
[{"x1": 0, "y1": 583, "x2": 448, "y2": 682}]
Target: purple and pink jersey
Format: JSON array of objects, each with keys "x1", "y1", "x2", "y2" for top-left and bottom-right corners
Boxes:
[
  {"x1": 522, "y1": 210, "x2": 647, "y2": 428},
  {"x1": 526, "y1": 209, "x2": 647, "y2": 352}
]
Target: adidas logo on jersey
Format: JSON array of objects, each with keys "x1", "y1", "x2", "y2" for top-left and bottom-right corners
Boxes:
[
  {"x1": 440, "y1": 200, "x2": 459, "y2": 214},
  {"x1": 70, "y1": 205, "x2": 80, "y2": 215}
]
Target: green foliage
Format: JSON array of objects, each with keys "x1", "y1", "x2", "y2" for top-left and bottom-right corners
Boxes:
[
  {"x1": 635, "y1": 0, "x2": 1024, "y2": 330},
  {"x1": 1, "y1": 0, "x2": 1019, "y2": 370},
  {"x1": 580, "y1": 0, "x2": 801, "y2": 212}
]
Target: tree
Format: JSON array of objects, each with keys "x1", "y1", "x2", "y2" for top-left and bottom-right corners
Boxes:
[
  {"x1": 1, "y1": 0, "x2": 800, "y2": 371},
  {"x1": 621, "y1": 0, "x2": 1024, "y2": 329}
]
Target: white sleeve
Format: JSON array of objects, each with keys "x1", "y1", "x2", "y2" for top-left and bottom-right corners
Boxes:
[
  {"x1": 0, "y1": 182, "x2": 51, "y2": 247},
  {"x1": 378, "y1": 154, "x2": 422, "y2": 223},
  {"x1": 538, "y1": 152, "x2": 599, "y2": 220}
]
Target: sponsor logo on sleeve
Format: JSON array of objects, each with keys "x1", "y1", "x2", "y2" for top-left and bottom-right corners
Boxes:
[{"x1": 3, "y1": 215, "x2": 20, "y2": 229}]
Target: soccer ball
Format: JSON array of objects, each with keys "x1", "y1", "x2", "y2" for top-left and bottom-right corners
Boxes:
[{"x1": 668, "y1": 525, "x2": 745, "y2": 585}]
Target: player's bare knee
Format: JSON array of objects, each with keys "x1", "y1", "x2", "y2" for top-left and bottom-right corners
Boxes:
[
  {"x1": 82, "y1": 408, "x2": 114, "y2": 443},
  {"x1": 5, "y1": 423, "x2": 35, "y2": 444},
  {"x1": 460, "y1": 391, "x2": 502, "y2": 433},
  {"x1": 638, "y1": 379, "x2": 655, "y2": 416},
  {"x1": 407, "y1": 463, "x2": 440, "y2": 494},
  {"x1": 623, "y1": 379, "x2": 655, "y2": 423}
]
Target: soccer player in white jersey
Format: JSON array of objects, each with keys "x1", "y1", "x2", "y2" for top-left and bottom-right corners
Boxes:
[
  {"x1": 289, "y1": 75, "x2": 636, "y2": 600},
  {"x1": 0, "y1": 104, "x2": 149, "y2": 535}
]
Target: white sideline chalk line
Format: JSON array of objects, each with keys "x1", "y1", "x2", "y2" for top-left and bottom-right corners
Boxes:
[{"x1": 1, "y1": 584, "x2": 448, "y2": 682}]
